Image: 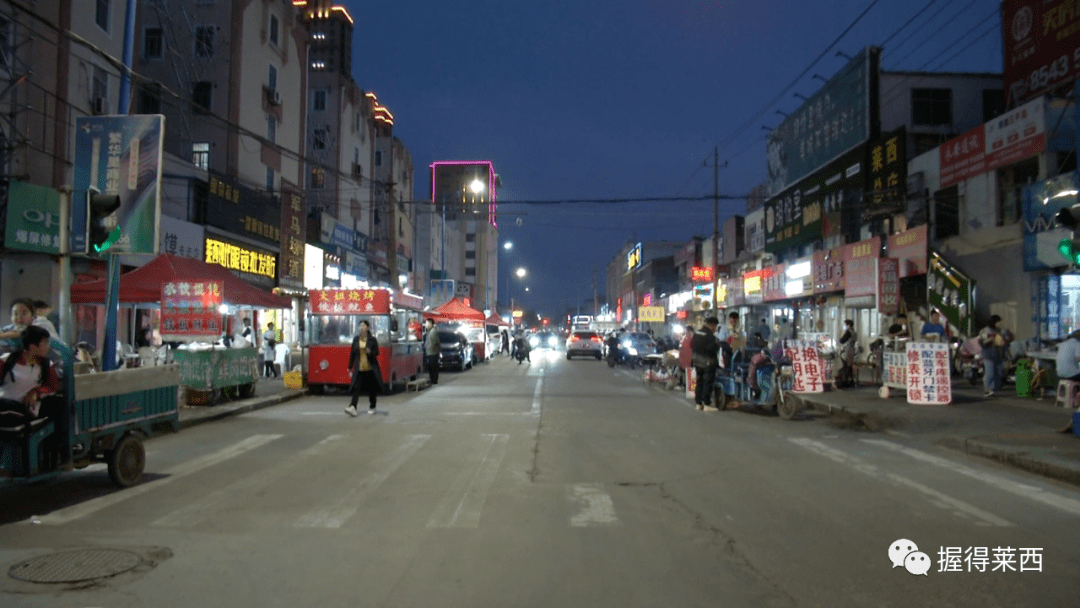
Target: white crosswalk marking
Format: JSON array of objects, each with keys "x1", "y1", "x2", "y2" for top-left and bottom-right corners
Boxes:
[
  {"x1": 34, "y1": 434, "x2": 283, "y2": 525},
  {"x1": 789, "y1": 437, "x2": 1012, "y2": 527},
  {"x1": 152, "y1": 434, "x2": 345, "y2": 528},
  {"x1": 568, "y1": 483, "x2": 620, "y2": 527},
  {"x1": 427, "y1": 434, "x2": 510, "y2": 529},
  {"x1": 861, "y1": 438, "x2": 1080, "y2": 517},
  {"x1": 295, "y1": 434, "x2": 431, "y2": 529}
]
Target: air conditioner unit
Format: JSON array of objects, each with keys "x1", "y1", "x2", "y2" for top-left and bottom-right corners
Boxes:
[
  {"x1": 270, "y1": 89, "x2": 281, "y2": 106},
  {"x1": 91, "y1": 97, "x2": 107, "y2": 115}
]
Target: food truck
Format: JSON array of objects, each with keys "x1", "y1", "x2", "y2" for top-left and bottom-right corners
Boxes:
[{"x1": 306, "y1": 288, "x2": 425, "y2": 393}]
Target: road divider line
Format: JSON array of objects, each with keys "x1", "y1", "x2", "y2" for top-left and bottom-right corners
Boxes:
[
  {"x1": 153, "y1": 434, "x2": 344, "y2": 528},
  {"x1": 789, "y1": 437, "x2": 1012, "y2": 527},
  {"x1": 861, "y1": 438, "x2": 1080, "y2": 517},
  {"x1": 568, "y1": 483, "x2": 621, "y2": 527},
  {"x1": 532, "y1": 378, "x2": 543, "y2": 417},
  {"x1": 427, "y1": 434, "x2": 510, "y2": 529},
  {"x1": 35, "y1": 434, "x2": 283, "y2": 525},
  {"x1": 295, "y1": 434, "x2": 431, "y2": 529}
]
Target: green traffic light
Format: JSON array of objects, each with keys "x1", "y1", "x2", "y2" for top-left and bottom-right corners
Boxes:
[{"x1": 93, "y1": 226, "x2": 122, "y2": 253}]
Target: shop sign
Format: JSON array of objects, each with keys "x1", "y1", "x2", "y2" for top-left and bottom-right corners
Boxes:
[
  {"x1": 691, "y1": 266, "x2": 713, "y2": 283},
  {"x1": 430, "y1": 280, "x2": 454, "y2": 308},
  {"x1": 783, "y1": 339, "x2": 824, "y2": 393},
  {"x1": 304, "y1": 243, "x2": 323, "y2": 290},
  {"x1": 1035, "y1": 275, "x2": 1062, "y2": 339},
  {"x1": 160, "y1": 280, "x2": 222, "y2": 339},
  {"x1": 203, "y1": 174, "x2": 280, "y2": 247},
  {"x1": 763, "y1": 264, "x2": 788, "y2": 302},
  {"x1": 309, "y1": 289, "x2": 390, "y2": 314},
  {"x1": 279, "y1": 181, "x2": 305, "y2": 289},
  {"x1": 4, "y1": 181, "x2": 60, "y2": 253},
  {"x1": 205, "y1": 237, "x2": 277, "y2": 281},
  {"x1": 345, "y1": 251, "x2": 368, "y2": 280},
  {"x1": 666, "y1": 291, "x2": 692, "y2": 313},
  {"x1": 887, "y1": 225, "x2": 928, "y2": 277},
  {"x1": 865, "y1": 127, "x2": 906, "y2": 210},
  {"x1": 627, "y1": 243, "x2": 642, "y2": 271},
  {"x1": 812, "y1": 247, "x2": 844, "y2": 293},
  {"x1": 160, "y1": 215, "x2": 204, "y2": 260},
  {"x1": 784, "y1": 259, "x2": 813, "y2": 298},
  {"x1": 722, "y1": 276, "x2": 745, "y2": 307},
  {"x1": 905, "y1": 342, "x2": 952, "y2": 405},
  {"x1": 883, "y1": 351, "x2": 907, "y2": 389},
  {"x1": 693, "y1": 283, "x2": 713, "y2": 310},
  {"x1": 800, "y1": 333, "x2": 833, "y2": 386},
  {"x1": 940, "y1": 97, "x2": 1045, "y2": 188},
  {"x1": 1003, "y1": 0, "x2": 1080, "y2": 105},
  {"x1": 369, "y1": 240, "x2": 389, "y2": 267},
  {"x1": 843, "y1": 236, "x2": 880, "y2": 297},
  {"x1": 764, "y1": 185, "x2": 822, "y2": 253},
  {"x1": 638, "y1": 306, "x2": 665, "y2": 323},
  {"x1": 928, "y1": 249, "x2": 974, "y2": 336},
  {"x1": 173, "y1": 348, "x2": 257, "y2": 391},
  {"x1": 877, "y1": 258, "x2": 901, "y2": 315},
  {"x1": 1022, "y1": 170, "x2": 1078, "y2": 271},
  {"x1": 743, "y1": 269, "x2": 766, "y2": 304},
  {"x1": 766, "y1": 48, "x2": 873, "y2": 196}
]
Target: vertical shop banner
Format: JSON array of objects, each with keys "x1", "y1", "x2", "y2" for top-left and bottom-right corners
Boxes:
[
  {"x1": 279, "y1": 181, "x2": 305, "y2": 289},
  {"x1": 927, "y1": 250, "x2": 974, "y2": 336},
  {"x1": 160, "y1": 280, "x2": 222, "y2": 340},
  {"x1": 1038, "y1": 275, "x2": 1063, "y2": 338},
  {"x1": 887, "y1": 225, "x2": 928, "y2": 277},
  {"x1": 73, "y1": 115, "x2": 164, "y2": 254},
  {"x1": 882, "y1": 351, "x2": 907, "y2": 389},
  {"x1": 1003, "y1": 0, "x2": 1080, "y2": 105},
  {"x1": 905, "y1": 342, "x2": 952, "y2": 405},
  {"x1": 812, "y1": 247, "x2": 845, "y2": 293},
  {"x1": 865, "y1": 127, "x2": 906, "y2": 210},
  {"x1": 800, "y1": 333, "x2": 833, "y2": 385},
  {"x1": 763, "y1": 263, "x2": 788, "y2": 302},
  {"x1": 4, "y1": 181, "x2": 60, "y2": 253},
  {"x1": 784, "y1": 339, "x2": 824, "y2": 393},
  {"x1": 877, "y1": 258, "x2": 901, "y2": 315},
  {"x1": 843, "y1": 236, "x2": 880, "y2": 297}
]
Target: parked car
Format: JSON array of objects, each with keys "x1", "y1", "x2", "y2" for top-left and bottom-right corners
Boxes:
[
  {"x1": 439, "y1": 330, "x2": 475, "y2": 371},
  {"x1": 566, "y1": 330, "x2": 604, "y2": 360}
]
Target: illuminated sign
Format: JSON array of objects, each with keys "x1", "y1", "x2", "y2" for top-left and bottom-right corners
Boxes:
[
  {"x1": 205, "y1": 238, "x2": 277, "y2": 278},
  {"x1": 642, "y1": 293, "x2": 652, "y2": 306},
  {"x1": 309, "y1": 289, "x2": 391, "y2": 314},
  {"x1": 744, "y1": 274, "x2": 762, "y2": 294},
  {"x1": 160, "y1": 280, "x2": 223, "y2": 339},
  {"x1": 717, "y1": 281, "x2": 728, "y2": 303},
  {"x1": 512, "y1": 310, "x2": 524, "y2": 318},
  {"x1": 676, "y1": 310, "x2": 688, "y2": 319},
  {"x1": 638, "y1": 306, "x2": 665, "y2": 323},
  {"x1": 627, "y1": 243, "x2": 642, "y2": 271},
  {"x1": 691, "y1": 266, "x2": 714, "y2": 283}
]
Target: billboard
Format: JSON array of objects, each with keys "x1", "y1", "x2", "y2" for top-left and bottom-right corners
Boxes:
[
  {"x1": 1003, "y1": 0, "x2": 1080, "y2": 106},
  {"x1": 764, "y1": 145, "x2": 863, "y2": 252},
  {"x1": 940, "y1": 97, "x2": 1046, "y2": 188},
  {"x1": 766, "y1": 47, "x2": 876, "y2": 197}
]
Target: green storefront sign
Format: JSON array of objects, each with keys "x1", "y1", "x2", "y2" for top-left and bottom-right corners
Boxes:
[
  {"x1": 4, "y1": 181, "x2": 60, "y2": 253},
  {"x1": 928, "y1": 249, "x2": 974, "y2": 336},
  {"x1": 173, "y1": 347, "x2": 258, "y2": 390}
]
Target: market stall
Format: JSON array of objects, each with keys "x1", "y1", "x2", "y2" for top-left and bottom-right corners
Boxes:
[
  {"x1": 424, "y1": 297, "x2": 489, "y2": 360},
  {"x1": 71, "y1": 253, "x2": 292, "y2": 403},
  {"x1": 485, "y1": 312, "x2": 509, "y2": 358}
]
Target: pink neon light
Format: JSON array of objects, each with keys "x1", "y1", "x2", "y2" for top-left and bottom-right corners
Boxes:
[{"x1": 429, "y1": 160, "x2": 497, "y2": 227}]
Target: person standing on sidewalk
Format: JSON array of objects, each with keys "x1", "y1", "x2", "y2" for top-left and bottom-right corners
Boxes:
[
  {"x1": 261, "y1": 322, "x2": 278, "y2": 378},
  {"x1": 424, "y1": 318, "x2": 441, "y2": 385},
  {"x1": 691, "y1": 317, "x2": 720, "y2": 411},
  {"x1": 978, "y1": 315, "x2": 1008, "y2": 397},
  {"x1": 345, "y1": 320, "x2": 383, "y2": 416},
  {"x1": 678, "y1": 324, "x2": 694, "y2": 388}
]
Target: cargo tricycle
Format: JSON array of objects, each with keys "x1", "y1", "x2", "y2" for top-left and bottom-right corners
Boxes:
[{"x1": 713, "y1": 345, "x2": 799, "y2": 419}]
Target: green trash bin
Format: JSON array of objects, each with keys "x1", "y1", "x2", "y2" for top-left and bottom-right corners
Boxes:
[{"x1": 1015, "y1": 360, "x2": 1033, "y2": 397}]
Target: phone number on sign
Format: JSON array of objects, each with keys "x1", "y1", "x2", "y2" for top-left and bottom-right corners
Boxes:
[{"x1": 1011, "y1": 50, "x2": 1080, "y2": 100}]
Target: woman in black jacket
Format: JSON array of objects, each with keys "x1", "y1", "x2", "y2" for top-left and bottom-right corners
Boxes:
[{"x1": 345, "y1": 320, "x2": 384, "y2": 416}]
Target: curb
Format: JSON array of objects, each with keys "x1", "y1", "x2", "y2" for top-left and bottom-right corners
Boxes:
[
  {"x1": 177, "y1": 390, "x2": 307, "y2": 431},
  {"x1": 934, "y1": 436, "x2": 1080, "y2": 489}
]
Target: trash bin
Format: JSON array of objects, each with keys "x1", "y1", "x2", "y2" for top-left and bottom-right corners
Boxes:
[{"x1": 1015, "y1": 361, "x2": 1033, "y2": 397}]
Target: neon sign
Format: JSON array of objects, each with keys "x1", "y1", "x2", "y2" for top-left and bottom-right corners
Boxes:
[{"x1": 691, "y1": 266, "x2": 713, "y2": 283}]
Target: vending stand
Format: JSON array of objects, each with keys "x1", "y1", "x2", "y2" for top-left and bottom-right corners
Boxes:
[
  {"x1": 423, "y1": 297, "x2": 488, "y2": 361},
  {"x1": 306, "y1": 288, "x2": 425, "y2": 393}
]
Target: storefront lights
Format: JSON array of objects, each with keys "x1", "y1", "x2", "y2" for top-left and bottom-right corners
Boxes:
[
  {"x1": 785, "y1": 280, "x2": 804, "y2": 297},
  {"x1": 786, "y1": 261, "x2": 811, "y2": 279}
]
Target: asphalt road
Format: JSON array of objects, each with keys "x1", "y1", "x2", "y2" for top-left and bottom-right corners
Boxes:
[{"x1": 1, "y1": 348, "x2": 1078, "y2": 607}]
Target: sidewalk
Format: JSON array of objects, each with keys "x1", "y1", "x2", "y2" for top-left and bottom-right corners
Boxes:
[
  {"x1": 784, "y1": 379, "x2": 1080, "y2": 487},
  {"x1": 177, "y1": 376, "x2": 307, "y2": 430}
]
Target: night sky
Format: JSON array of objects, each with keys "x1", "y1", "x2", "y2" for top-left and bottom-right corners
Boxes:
[{"x1": 348, "y1": 0, "x2": 1004, "y2": 318}]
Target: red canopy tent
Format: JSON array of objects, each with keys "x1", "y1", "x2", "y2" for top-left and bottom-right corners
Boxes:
[
  {"x1": 423, "y1": 297, "x2": 485, "y2": 322},
  {"x1": 485, "y1": 312, "x2": 508, "y2": 326},
  {"x1": 71, "y1": 253, "x2": 292, "y2": 309}
]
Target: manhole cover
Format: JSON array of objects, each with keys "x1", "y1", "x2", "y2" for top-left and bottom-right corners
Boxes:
[{"x1": 9, "y1": 548, "x2": 143, "y2": 583}]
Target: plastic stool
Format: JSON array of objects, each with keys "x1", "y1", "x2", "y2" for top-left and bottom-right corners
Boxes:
[{"x1": 1054, "y1": 380, "x2": 1080, "y2": 408}]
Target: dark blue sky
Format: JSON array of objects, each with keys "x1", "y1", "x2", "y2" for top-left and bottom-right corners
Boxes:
[{"x1": 348, "y1": 0, "x2": 1003, "y2": 317}]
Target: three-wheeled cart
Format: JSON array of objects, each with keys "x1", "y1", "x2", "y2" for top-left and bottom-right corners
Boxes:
[{"x1": 713, "y1": 346, "x2": 799, "y2": 419}]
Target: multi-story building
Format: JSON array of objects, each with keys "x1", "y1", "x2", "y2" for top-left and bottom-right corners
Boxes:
[{"x1": 428, "y1": 161, "x2": 499, "y2": 310}]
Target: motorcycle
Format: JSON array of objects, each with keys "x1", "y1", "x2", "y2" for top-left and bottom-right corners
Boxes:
[
  {"x1": 958, "y1": 337, "x2": 984, "y2": 385},
  {"x1": 606, "y1": 342, "x2": 637, "y2": 369}
]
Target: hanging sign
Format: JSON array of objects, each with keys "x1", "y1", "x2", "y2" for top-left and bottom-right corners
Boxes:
[{"x1": 160, "y1": 280, "x2": 223, "y2": 339}]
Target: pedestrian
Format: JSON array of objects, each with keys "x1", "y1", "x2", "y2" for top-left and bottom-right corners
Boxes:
[
  {"x1": 756, "y1": 317, "x2": 771, "y2": 342},
  {"x1": 691, "y1": 316, "x2": 720, "y2": 411},
  {"x1": 717, "y1": 312, "x2": 744, "y2": 350},
  {"x1": 424, "y1": 318, "x2": 441, "y2": 385},
  {"x1": 888, "y1": 314, "x2": 910, "y2": 339},
  {"x1": 261, "y1": 322, "x2": 278, "y2": 378},
  {"x1": 978, "y1": 314, "x2": 1009, "y2": 397},
  {"x1": 678, "y1": 324, "x2": 694, "y2": 387},
  {"x1": 835, "y1": 319, "x2": 858, "y2": 388},
  {"x1": 501, "y1": 329, "x2": 510, "y2": 355},
  {"x1": 241, "y1": 317, "x2": 254, "y2": 346},
  {"x1": 920, "y1": 310, "x2": 947, "y2": 342},
  {"x1": 1055, "y1": 329, "x2": 1080, "y2": 382},
  {"x1": 345, "y1": 319, "x2": 384, "y2": 416}
]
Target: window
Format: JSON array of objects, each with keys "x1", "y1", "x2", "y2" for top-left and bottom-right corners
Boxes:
[
  {"x1": 997, "y1": 157, "x2": 1039, "y2": 226},
  {"x1": 912, "y1": 88, "x2": 951, "y2": 126},
  {"x1": 311, "y1": 167, "x2": 325, "y2": 189},
  {"x1": 192, "y1": 142, "x2": 210, "y2": 170},
  {"x1": 267, "y1": 116, "x2": 276, "y2": 144},
  {"x1": 933, "y1": 185, "x2": 959, "y2": 240},
  {"x1": 269, "y1": 14, "x2": 279, "y2": 46},
  {"x1": 195, "y1": 26, "x2": 214, "y2": 58},
  {"x1": 143, "y1": 27, "x2": 163, "y2": 59},
  {"x1": 314, "y1": 90, "x2": 326, "y2": 111},
  {"x1": 313, "y1": 128, "x2": 326, "y2": 150},
  {"x1": 465, "y1": 267, "x2": 476, "y2": 277},
  {"x1": 268, "y1": 64, "x2": 277, "y2": 91},
  {"x1": 353, "y1": 147, "x2": 359, "y2": 166},
  {"x1": 465, "y1": 233, "x2": 476, "y2": 243},
  {"x1": 92, "y1": 66, "x2": 108, "y2": 112},
  {"x1": 374, "y1": 150, "x2": 382, "y2": 166},
  {"x1": 465, "y1": 250, "x2": 476, "y2": 260},
  {"x1": 96, "y1": 0, "x2": 109, "y2": 31},
  {"x1": 266, "y1": 166, "x2": 275, "y2": 192},
  {"x1": 192, "y1": 81, "x2": 212, "y2": 111},
  {"x1": 982, "y1": 89, "x2": 1005, "y2": 123},
  {"x1": 137, "y1": 84, "x2": 160, "y2": 114}
]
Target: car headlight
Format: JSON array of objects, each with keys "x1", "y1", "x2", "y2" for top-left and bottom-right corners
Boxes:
[
  {"x1": 529, "y1": 337, "x2": 539, "y2": 347},
  {"x1": 626, "y1": 346, "x2": 638, "y2": 356},
  {"x1": 548, "y1": 337, "x2": 557, "y2": 347}
]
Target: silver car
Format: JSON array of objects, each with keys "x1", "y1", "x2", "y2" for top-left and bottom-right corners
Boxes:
[{"x1": 566, "y1": 331, "x2": 603, "y2": 360}]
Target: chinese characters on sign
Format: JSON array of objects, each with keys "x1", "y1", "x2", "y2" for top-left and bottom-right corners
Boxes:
[
  {"x1": 279, "y1": 181, "x2": 305, "y2": 288},
  {"x1": 887, "y1": 225, "x2": 928, "y2": 278},
  {"x1": 627, "y1": 243, "x2": 642, "y2": 272},
  {"x1": 843, "y1": 236, "x2": 880, "y2": 297},
  {"x1": 866, "y1": 127, "x2": 906, "y2": 208},
  {"x1": 906, "y1": 342, "x2": 952, "y2": 405},
  {"x1": 936, "y1": 547, "x2": 1042, "y2": 573},
  {"x1": 784, "y1": 339, "x2": 824, "y2": 393},
  {"x1": 877, "y1": 258, "x2": 900, "y2": 315},
  {"x1": 1002, "y1": 0, "x2": 1080, "y2": 105},
  {"x1": 205, "y1": 238, "x2": 277, "y2": 279},
  {"x1": 939, "y1": 98, "x2": 1046, "y2": 188},
  {"x1": 638, "y1": 306, "x2": 665, "y2": 323},
  {"x1": 883, "y1": 351, "x2": 907, "y2": 390},
  {"x1": 690, "y1": 266, "x2": 713, "y2": 283},
  {"x1": 308, "y1": 289, "x2": 390, "y2": 314},
  {"x1": 160, "y1": 280, "x2": 223, "y2": 339}
]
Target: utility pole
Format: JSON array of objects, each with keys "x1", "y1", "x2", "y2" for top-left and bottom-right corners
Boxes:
[{"x1": 713, "y1": 146, "x2": 719, "y2": 313}]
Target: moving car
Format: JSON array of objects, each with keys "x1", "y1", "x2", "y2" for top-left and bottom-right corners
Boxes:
[
  {"x1": 566, "y1": 331, "x2": 603, "y2": 360},
  {"x1": 438, "y1": 330, "x2": 475, "y2": 371},
  {"x1": 529, "y1": 331, "x2": 560, "y2": 350},
  {"x1": 623, "y1": 332, "x2": 658, "y2": 356}
]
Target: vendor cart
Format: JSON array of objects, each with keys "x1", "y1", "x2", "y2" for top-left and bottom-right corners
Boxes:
[{"x1": 173, "y1": 346, "x2": 259, "y2": 402}]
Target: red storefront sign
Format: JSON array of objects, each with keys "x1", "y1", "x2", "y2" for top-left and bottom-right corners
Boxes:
[
  {"x1": 887, "y1": 225, "x2": 928, "y2": 278},
  {"x1": 812, "y1": 247, "x2": 844, "y2": 293},
  {"x1": 940, "y1": 99, "x2": 1045, "y2": 188},
  {"x1": 691, "y1": 266, "x2": 714, "y2": 283},
  {"x1": 939, "y1": 125, "x2": 986, "y2": 188},
  {"x1": 309, "y1": 288, "x2": 390, "y2": 314},
  {"x1": 160, "y1": 280, "x2": 223, "y2": 338},
  {"x1": 877, "y1": 257, "x2": 901, "y2": 315},
  {"x1": 843, "y1": 236, "x2": 880, "y2": 297},
  {"x1": 1003, "y1": 0, "x2": 1080, "y2": 106},
  {"x1": 763, "y1": 263, "x2": 788, "y2": 302}
]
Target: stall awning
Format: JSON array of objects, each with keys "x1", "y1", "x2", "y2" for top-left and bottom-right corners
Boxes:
[
  {"x1": 71, "y1": 253, "x2": 292, "y2": 309},
  {"x1": 423, "y1": 297, "x2": 485, "y2": 322},
  {"x1": 485, "y1": 313, "x2": 508, "y2": 326}
]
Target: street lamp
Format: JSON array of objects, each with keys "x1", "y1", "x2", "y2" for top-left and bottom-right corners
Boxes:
[
  {"x1": 503, "y1": 241, "x2": 513, "y2": 250},
  {"x1": 516, "y1": 267, "x2": 527, "y2": 278},
  {"x1": 469, "y1": 179, "x2": 485, "y2": 194}
]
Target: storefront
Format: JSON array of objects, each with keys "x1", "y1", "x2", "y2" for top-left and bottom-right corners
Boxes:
[{"x1": 841, "y1": 236, "x2": 884, "y2": 344}]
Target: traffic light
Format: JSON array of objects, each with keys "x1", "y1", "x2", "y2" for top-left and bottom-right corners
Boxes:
[{"x1": 88, "y1": 192, "x2": 121, "y2": 254}]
